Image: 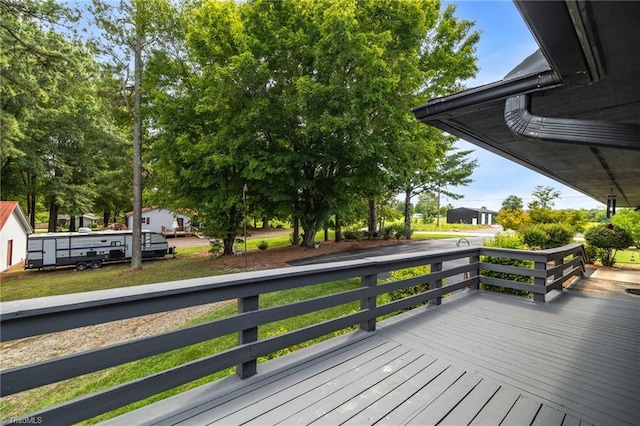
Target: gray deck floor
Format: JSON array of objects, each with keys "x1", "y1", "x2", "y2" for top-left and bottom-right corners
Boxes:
[{"x1": 106, "y1": 289, "x2": 640, "y2": 426}]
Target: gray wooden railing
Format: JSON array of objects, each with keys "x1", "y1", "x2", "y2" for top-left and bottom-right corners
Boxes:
[{"x1": 0, "y1": 243, "x2": 586, "y2": 425}]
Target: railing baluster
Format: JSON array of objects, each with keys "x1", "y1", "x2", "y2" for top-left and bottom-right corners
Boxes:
[
  {"x1": 431, "y1": 262, "x2": 443, "y2": 305},
  {"x1": 237, "y1": 294, "x2": 259, "y2": 378},
  {"x1": 360, "y1": 273, "x2": 377, "y2": 332}
]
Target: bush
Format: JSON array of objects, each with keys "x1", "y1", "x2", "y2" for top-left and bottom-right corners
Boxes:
[
  {"x1": 208, "y1": 240, "x2": 224, "y2": 257},
  {"x1": 257, "y1": 240, "x2": 269, "y2": 251},
  {"x1": 521, "y1": 223, "x2": 574, "y2": 249},
  {"x1": 584, "y1": 224, "x2": 633, "y2": 266},
  {"x1": 343, "y1": 229, "x2": 362, "y2": 241},
  {"x1": 481, "y1": 232, "x2": 533, "y2": 297},
  {"x1": 379, "y1": 266, "x2": 431, "y2": 309},
  {"x1": 583, "y1": 244, "x2": 598, "y2": 264},
  {"x1": 382, "y1": 223, "x2": 411, "y2": 240}
]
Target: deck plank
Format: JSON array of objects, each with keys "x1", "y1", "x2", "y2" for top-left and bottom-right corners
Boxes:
[
  {"x1": 180, "y1": 340, "x2": 406, "y2": 424},
  {"x1": 468, "y1": 386, "x2": 519, "y2": 425},
  {"x1": 438, "y1": 378, "x2": 501, "y2": 426},
  {"x1": 104, "y1": 291, "x2": 638, "y2": 426},
  {"x1": 243, "y1": 349, "x2": 429, "y2": 425},
  {"x1": 500, "y1": 395, "x2": 542, "y2": 426}
]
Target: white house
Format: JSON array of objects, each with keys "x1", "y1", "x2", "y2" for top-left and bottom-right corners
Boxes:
[
  {"x1": 125, "y1": 208, "x2": 191, "y2": 234},
  {"x1": 0, "y1": 201, "x2": 33, "y2": 271}
]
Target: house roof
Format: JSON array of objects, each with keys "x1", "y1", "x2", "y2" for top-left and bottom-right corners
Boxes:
[
  {"x1": 449, "y1": 207, "x2": 498, "y2": 215},
  {"x1": 412, "y1": 1, "x2": 640, "y2": 209},
  {"x1": 0, "y1": 201, "x2": 33, "y2": 233},
  {"x1": 125, "y1": 207, "x2": 192, "y2": 217}
]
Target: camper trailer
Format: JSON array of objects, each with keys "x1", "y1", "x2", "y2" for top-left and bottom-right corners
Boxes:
[{"x1": 25, "y1": 229, "x2": 176, "y2": 270}]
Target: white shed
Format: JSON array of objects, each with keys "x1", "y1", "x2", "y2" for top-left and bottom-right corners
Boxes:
[
  {"x1": 125, "y1": 208, "x2": 191, "y2": 234},
  {"x1": 0, "y1": 201, "x2": 33, "y2": 271}
]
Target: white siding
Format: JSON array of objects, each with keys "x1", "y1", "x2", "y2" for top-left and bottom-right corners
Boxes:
[
  {"x1": 127, "y1": 209, "x2": 191, "y2": 234},
  {"x1": 1, "y1": 212, "x2": 29, "y2": 271}
]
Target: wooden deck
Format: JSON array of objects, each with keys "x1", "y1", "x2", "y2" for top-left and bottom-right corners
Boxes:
[{"x1": 105, "y1": 289, "x2": 640, "y2": 425}]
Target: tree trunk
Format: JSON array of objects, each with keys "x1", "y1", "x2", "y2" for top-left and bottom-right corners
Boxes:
[
  {"x1": 436, "y1": 189, "x2": 441, "y2": 228},
  {"x1": 47, "y1": 202, "x2": 59, "y2": 232},
  {"x1": 27, "y1": 179, "x2": 36, "y2": 229},
  {"x1": 79, "y1": 216, "x2": 84, "y2": 228},
  {"x1": 404, "y1": 188, "x2": 412, "y2": 238},
  {"x1": 368, "y1": 198, "x2": 377, "y2": 238},
  {"x1": 301, "y1": 224, "x2": 317, "y2": 248},
  {"x1": 69, "y1": 216, "x2": 77, "y2": 232},
  {"x1": 103, "y1": 211, "x2": 110, "y2": 227},
  {"x1": 324, "y1": 227, "x2": 329, "y2": 241},
  {"x1": 131, "y1": 30, "x2": 143, "y2": 270},
  {"x1": 292, "y1": 216, "x2": 300, "y2": 246},
  {"x1": 334, "y1": 214, "x2": 342, "y2": 242},
  {"x1": 262, "y1": 216, "x2": 269, "y2": 228},
  {"x1": 223, "y1": 234, "x2": 235, "y2": 255}
]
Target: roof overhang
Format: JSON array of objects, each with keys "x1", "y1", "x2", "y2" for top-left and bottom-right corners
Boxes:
[{"x1": 412, "y1": 1, "x2": 640, "y2": 208}]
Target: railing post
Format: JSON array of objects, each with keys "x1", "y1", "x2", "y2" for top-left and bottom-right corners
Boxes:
[
  {"x1": 469, "y1": 253, "x2": 480, "y2": 290},
  {"x1": 360, "y1": 273, "x2": 377, "y2": 332},
  {"x1": 237, "y1": 295, "x2": 259, "y2": 379},
  {"x1": 533, "y1": 260, "x2": 547, "y2": 302},
  {"x1": 431, "y1": 262, "x2": 443, "y2": 305}
]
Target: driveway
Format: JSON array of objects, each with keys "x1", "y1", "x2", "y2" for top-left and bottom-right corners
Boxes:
[{"x1": 288, "y1": 226, "x2": 502, "y2": 266}]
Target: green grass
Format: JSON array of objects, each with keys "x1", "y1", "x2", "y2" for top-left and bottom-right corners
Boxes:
[
  {"x1": 613, "y1": 248, "x2": 640, "y2": 265},
  {"x1": 0, "y1": 248, "x2": 225, "y2": 302}
]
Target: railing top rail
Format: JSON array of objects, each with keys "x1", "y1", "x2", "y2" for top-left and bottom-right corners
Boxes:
[
  {"x1": 0, "y1": 258, "x2": 376, "y2": 319},
  {"x1": 0, "y1": 249, "x2": 481, "y2": 322}
]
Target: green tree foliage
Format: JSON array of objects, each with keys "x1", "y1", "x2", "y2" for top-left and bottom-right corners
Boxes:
[
  {"x1": 149, "y1": 0, "x2": 479, "y2": 253},
  {"x1": 611, "y1": 209, "x2": 640, "y2": 248},
  {"x1": 1, "y1": 2, "x2": 125, "y2": 230},
  {"x1": 501, "y1": 195, "x2": 523, "y2": 211},
  {"x1": 584, "y1": 224, "x2": 633, "y2": 266},
  {"x1": 528, "y1": 185, "x2": 561, "y2": 210},
  {"x1": 496, "y1": 208, "x2": 530, "y2": 232}
]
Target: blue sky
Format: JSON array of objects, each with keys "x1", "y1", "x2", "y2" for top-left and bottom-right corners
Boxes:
[{"x1": 438, "y1": 1, "x2": 604, "y2": 212}]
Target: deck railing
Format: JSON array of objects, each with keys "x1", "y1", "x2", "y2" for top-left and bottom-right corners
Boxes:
[{"x1": 0, "y1": 243, "x2": 586, "y2": 425}]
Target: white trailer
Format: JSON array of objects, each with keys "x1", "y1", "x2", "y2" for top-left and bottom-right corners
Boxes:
[{"x1": 25, "y1": 229, "x2": 176, "y2": 270}]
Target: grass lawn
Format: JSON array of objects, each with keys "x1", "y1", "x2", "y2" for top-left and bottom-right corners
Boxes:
[{"x1": 613, "y1": 247, "x2": 640, "y2": 265}]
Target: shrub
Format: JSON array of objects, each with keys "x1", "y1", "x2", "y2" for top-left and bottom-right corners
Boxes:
[
  {"x1": 379, "y1": 266, "x2": 431, "y2": 309},
  {"x1": 583, "y1": 244, "x2": 598, "y2": 264},
  {"x1": 257, "y1": 240, "x2": 269, "y2": 251},
  {"x1": 383, "y1": 223, "x2": 411, "y2": 240},
  {"x1": 208, "y1": 240, "x2": 224, "y2": 257},
  {"x1": 481, "y1": 232, "x2": 533, "y2": 297},
  {"x1": 343, "y1": 229, "x2": 362, "y2": 241},
  {"x1": 584, "y1": 224, "x2": 633, "y2": 266},
  {"x1": 521, "y1": 223, "x2": 574, "y2": 249}
]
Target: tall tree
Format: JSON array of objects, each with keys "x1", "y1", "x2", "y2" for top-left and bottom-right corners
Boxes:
[
  {"x1": 501, "y1": 195, "x2": 524, "y2": 211},
  {"x1": 528, "y1": 185, "x2": 560, "y2": 210},
  {"x1": 149, "y1": 0, "x2": 478, "y2": 252},
  {"x1": 405, "y1": 148, "x2": 477, "y2": 230},
  {"x1": 90, "y1": 0, "x2": 173, "y2": 268}
]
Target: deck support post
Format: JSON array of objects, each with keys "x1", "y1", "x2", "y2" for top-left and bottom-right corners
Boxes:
[
  {"x1": 360, "y1": 273, "x2": 377, "y2": 332},
  {"x1": 533, "y1": 260, "x2": 547, "y2": 302},
  {"x1": 431, "y1": 262, "x2": 443, "y2": 305},
  {"x1": 237, "y1": 294, "x2": 259, "y2": 378}
]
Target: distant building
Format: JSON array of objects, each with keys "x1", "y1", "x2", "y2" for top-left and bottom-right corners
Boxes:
[
  {"x1": 447, "y1": 207, "x2": 498, "y2": 225},
  {"x1": 57, "y1": 213, "x2": 99, "y2": 229},
  {"x1": 125, "y1": 208, "x2": 192, "y2": 234},
  {"x1": 0, "y1": 201, "x2": 33, "y2": 271}
]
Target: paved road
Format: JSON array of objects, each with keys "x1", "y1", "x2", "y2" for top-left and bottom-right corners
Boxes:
[{"x1": 288, "y1": 227, "x2": 502, "y2": 266}]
